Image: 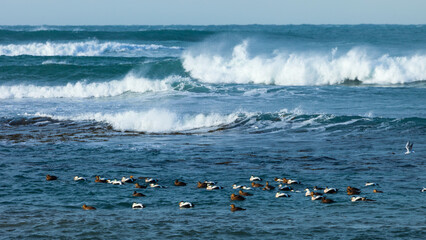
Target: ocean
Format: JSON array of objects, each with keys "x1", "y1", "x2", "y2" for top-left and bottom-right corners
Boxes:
[{"x1": 0, "y1": 25, "x2": 425, "y2": 239}]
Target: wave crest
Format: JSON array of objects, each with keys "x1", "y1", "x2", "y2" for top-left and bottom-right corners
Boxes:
[
  {"x1": 183, "y1": 40, "x2": 426, "y2": 85},
  {"x1": 0, "y1": 74, "x2": 176, "y2": 99},
  {"x1": 0, "y1": 40, "x2": 182, "y2": 57},
  {"x1": 35, "y1": 109, "x2": 241, "y2": 133}
]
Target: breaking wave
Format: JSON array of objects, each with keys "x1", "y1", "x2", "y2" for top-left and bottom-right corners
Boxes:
[
  {"x1": 34, "y1": 109, "x2": 242, "y2": 133},
  {"x1": 183, "y1": 40, "x2": 426, "y2": 86},
  {"x1": 0, "y1": 74, "x2": 178, "y2": 99},
  {"x1": 0, "y1": 40, "x2": 182, "y2": 57}
]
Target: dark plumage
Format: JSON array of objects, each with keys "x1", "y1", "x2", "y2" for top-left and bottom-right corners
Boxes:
[
  {"x1": 46, "y1": 175, "x2": 57, "y2": 181},
  {"x1": 231, "y1": 193, "x2": 246, "y2": 201},
  {"x1": 230, "y1": 204, "x2": 246, "y2": 212}
]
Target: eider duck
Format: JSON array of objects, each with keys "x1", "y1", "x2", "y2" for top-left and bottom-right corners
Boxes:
[
  {"x1": 263, "y1": 181, "x2": 275, "y2": 191},
  {"x1": 311, "y1": 192, "x2": 323, "y2": 201},
  {"x1": 121, "y1": 176, "x2": 135, "y2": 183},
  {"x1": 405, "y1": 141, "x2": 414, "y2": 154},
  {"x1": 275, "y1": 192, "x2": 290, "y2": 198},
  {"x1": 145, "y1": 178, "x2": 158, "y2": 183},
  {"x1": 230, "y1": 204, "x2": 246, "y2": 212},
  {"x1": 274, "y1": 177, "x2": 285, "y2": 182},
  {"x1": 150, "y1": 183, "x2": 166, "y2": 188},
  {"x1": 321, "y1": 197, "x2": 335, "y2": 204},
  {"x1": 107, "y1": 179, "x2": 123, "y2": 185},
  {"x1": 82, "y1": 204, "x2": 96, "y2": 210},
  {"x1": 365, "y1": 182, "x2": 378, "y2": 186},
  {"x1": 347, "y1": 186, "x2": 361, "y2": 195},
  {"x1": 250, "y1": 176, "x2": 262, "y2": 181},
  {"x1": 132, "y1": 203, "x2": 144, "y2": 209},
  {"x1": 135, "y1": 183, "x2": 147, "y2": 189},
  {"x1": 373, "y1": 189, "x2": 383, "y2": 193},
  {"x1": 421, "y1": 187, "x2": 426, "y2": 192},
  {"x1": 313, "y1": 186, "x2": 324, "y2": 191},
  {"x1": 278, "y1": 184, "x2": 292, "y2": 191},
  {"x1": 351, "y1": 196, "x2": 375, "y2": 202},
  {"x1": 204, "y1": 180, "x2": 216, "y2": 185},
  {"x1": 174, "y1": 179, "x2": 187, "y2": 186},
  {"x1": 206, "y1": 184, "x2": 223, "y2": 190},
  {"x1": 95, "y1": 176, "x2": 107, "y2": 183},
  {"x1": 251, "y1": 182, "x2": 263, "y2": 188},
  {"x1": 311, "y1": 193, "x2": 323, "y2": 201},
  {"x1": 197, "y1": 181, "x2": 208, "y2": 188},
  {"x1": 324, "y1": 187, "x2": 338, "y2": 194},
  {"x1": 133, "y1": 191, "x2": 145, "y2": 197},
  {"x1": 74, "y1": 176, "x2": 86, "y2": 181},
  {"x1": 179, "y1": 201, "x2": 194, "y2": 208},
  {"x1": 238, "y1": 190, "x2": 253, "y2": 196},
  {"x1": 285, "y1": 178, "x2": 300, "y2": 185},
  {"x1": 231, "y1": 193, "x2": 246, "y2": 201},
  {"x1": 305, "y1": 188, "x2": 322, "y2": 197},
  {"x1": 46, "y1": 175, "x2": 58, "y2": 181}
]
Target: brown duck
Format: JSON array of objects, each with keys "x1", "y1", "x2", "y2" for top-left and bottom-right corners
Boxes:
[
  {"x1": 230, "y1": 204, "x2": 246, "y2": 212},
  {"x1": 262, "y1": 181, "x2": 275, "y2": 191},
  {"x1": 238, "y1": 190, "x2": 253, "y2": 196},
  {"x1": 373, "y1": 189, "x2": 383, "y2": 193},
  {"x1": 251, "y1": 182, "x2": 263, "y2": 188},
  {"x1": 133, "y1": 191, "x2": 145, "y2": 197},
  {"x1": 347, "y1": 186, "x2": 361, "y2": 195},
  {"x1": 321, "y1": 198, "x2": 335, "y2": 204},
  {"x1": 135, "y1": 183, "x2": 147, "y2": 189},
  {"x1": 46, "y1": 175, "x2": 58, "y2": 181},
  {"x1": 197, "y1": 181, "x2": 208, "y2": 188},
  {"x1": 174, "y1": 179, "x2": 187, "y2": 186},
  {"x1": 95, "y1": 176, "x2": 107, "y2": 183},
  {"x1": 82, "y1": 204, "x2": 96, "y2": 210},
  {"x1": 231, "y1": 194, "x2": 245, "y2": 201}
]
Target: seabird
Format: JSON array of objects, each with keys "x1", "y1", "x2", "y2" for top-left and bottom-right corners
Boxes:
[
  {"x1": 231, "y1": 194, "x2": 246, "y2": 201},
  {"x1": 179, "y1": 201, "x2": 194, "y2": 208},
  {"x1": 174, "y1": 179, "x2": 187, "y2": 186},
  {"x1": 135, "y1": 183, "x2": 147, "y2": 189},
  {"x1": 373, "y1": 189, "x2": 383, "y2": 193},
  {"x1": 145, "y1": 178, "x2": 158, "y2": 183},
  {"x1": 133, "y1": 191, "x2": 145, "y2": 197},
  {"x1": 351, "y1": 196, "x2": 375, "y2": 202},
  {"x1": 230, "y1": 204, "x2": 246, "y2": 212},
  {"x1": 365, "y1": 182, "x2": 378, "y2": 186},
  {"x1": 46, "y1": 175, "x2": 58, "y2": 181},
  {"x1": 405, "y1": 141, "x2": 414, "y2": 154},
  {"x1": 278, "y1": 184, "x2": 292, "y2": 191},
  {"x1": 150, "y1": 183, "x2": 166, "y2": 188},
  {"x1": 206, "y1": 184, "x2": 223, "y2": 190},
  {"x1": 95, "y1": 176, "x2": 107, "y2": 183},
  {"x1": 305, "y1": 188, "x2": 322, "y2": 197},
  {"x1": 313, "y1": 186, "x2": 324, "y2": 191},
  {"x1": 262, "y1": 181, "x2": 275, "y2": 191},
  {"x1": 311, "y1": 194, "x2": 323, "y2": 201},
  {"x1": 132, "y1": 203, "x2": 144, "y2": 209},
  {"x1": 238, "y1": 190, "x2": 253, "y2": 196},
  {"x1": 197, "y1": 181, "x2": 208, "y2": 188},
  {"x1": 204, "y1": 180, "x2": 216, "y2": 185},
  {"x1": 347, "y1": 186, "x2": 361, "y2": 195},
  {"x1": 251, "y1": 182, "x2": 263, "y2": 188},
  {"x1": 324, "y1": 187, "x2": 338, "y2": 194},
  {"x1": 82, "y1": 204, "x2": 96, "y2": 210},
  {"x1": 250, "y1": 176, "x2": 262, "y2": 181},
  {"x1": 274, "y1": 177, "x2": 285, "y2": 182},
  {"x1": 74, "y1": 176, "x2": 86, "y2": 181},
  {"x1": 284, "y1": 178, "x2": 300, "y2": 184},
  {"x1": 107, "y1": 179, "x2": 123, "y2": 185},
  {"x1": 275, "y1": 192, "x2": 290, "y2": 198},
  {"x1": 421, "y1": 187, "x2": 426, "y2": 192},
  {"x1": 233, "y1": 184, "x2": 250, "y2": 190},
  {"x1": 321, "y1": 197, "x2": 335, "y2": 204},
  {"x1": 121, "y1": 176, "x2": 135, "y2": 183}
]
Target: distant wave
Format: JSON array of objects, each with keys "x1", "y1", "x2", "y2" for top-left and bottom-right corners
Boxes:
[
  {"x1": 183, "y1": 40, "x2": 426, "y2": 85},
  {"x1": 34, "y1": 109, "x2": 242, "y2": 133},
  {"x1": 0, "y1": 40, "x2": 182, "y2": 57},
  {"x1": 0, "y1": 74, "x2": 178, "y2": 99}
]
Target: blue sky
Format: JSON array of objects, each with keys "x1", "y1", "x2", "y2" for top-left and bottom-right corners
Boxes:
[{"x1": 0, "y1": 0, "x2": 425, "y2": 25}]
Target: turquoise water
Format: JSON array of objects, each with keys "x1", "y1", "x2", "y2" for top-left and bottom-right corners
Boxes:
[{"x1": 0, "y1": 25, "x2": 425, "y2": 239}]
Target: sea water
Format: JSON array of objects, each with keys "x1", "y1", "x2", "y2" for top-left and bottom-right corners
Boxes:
[{"x1": 0, "y1": 25, "x2": 425, "y2": 239}]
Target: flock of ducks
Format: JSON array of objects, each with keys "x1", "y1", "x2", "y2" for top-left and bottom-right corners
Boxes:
[{"x1": 45, "y1": 173, "x2": 425, "y2": 212}]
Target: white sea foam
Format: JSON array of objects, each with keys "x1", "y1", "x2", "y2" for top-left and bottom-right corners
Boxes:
[
  {"x1": 0, "y1": 74, "x2": 177, "y2": 99},
  {"x1": 0, "y1": 40, "x2": 181, "y2": 57},
  {"x1": 35, "y1": 109, "x2": 241, "y2": 133},
  {"x1": 182, "y1": 40, "x2": 426, "y2": 85}
]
